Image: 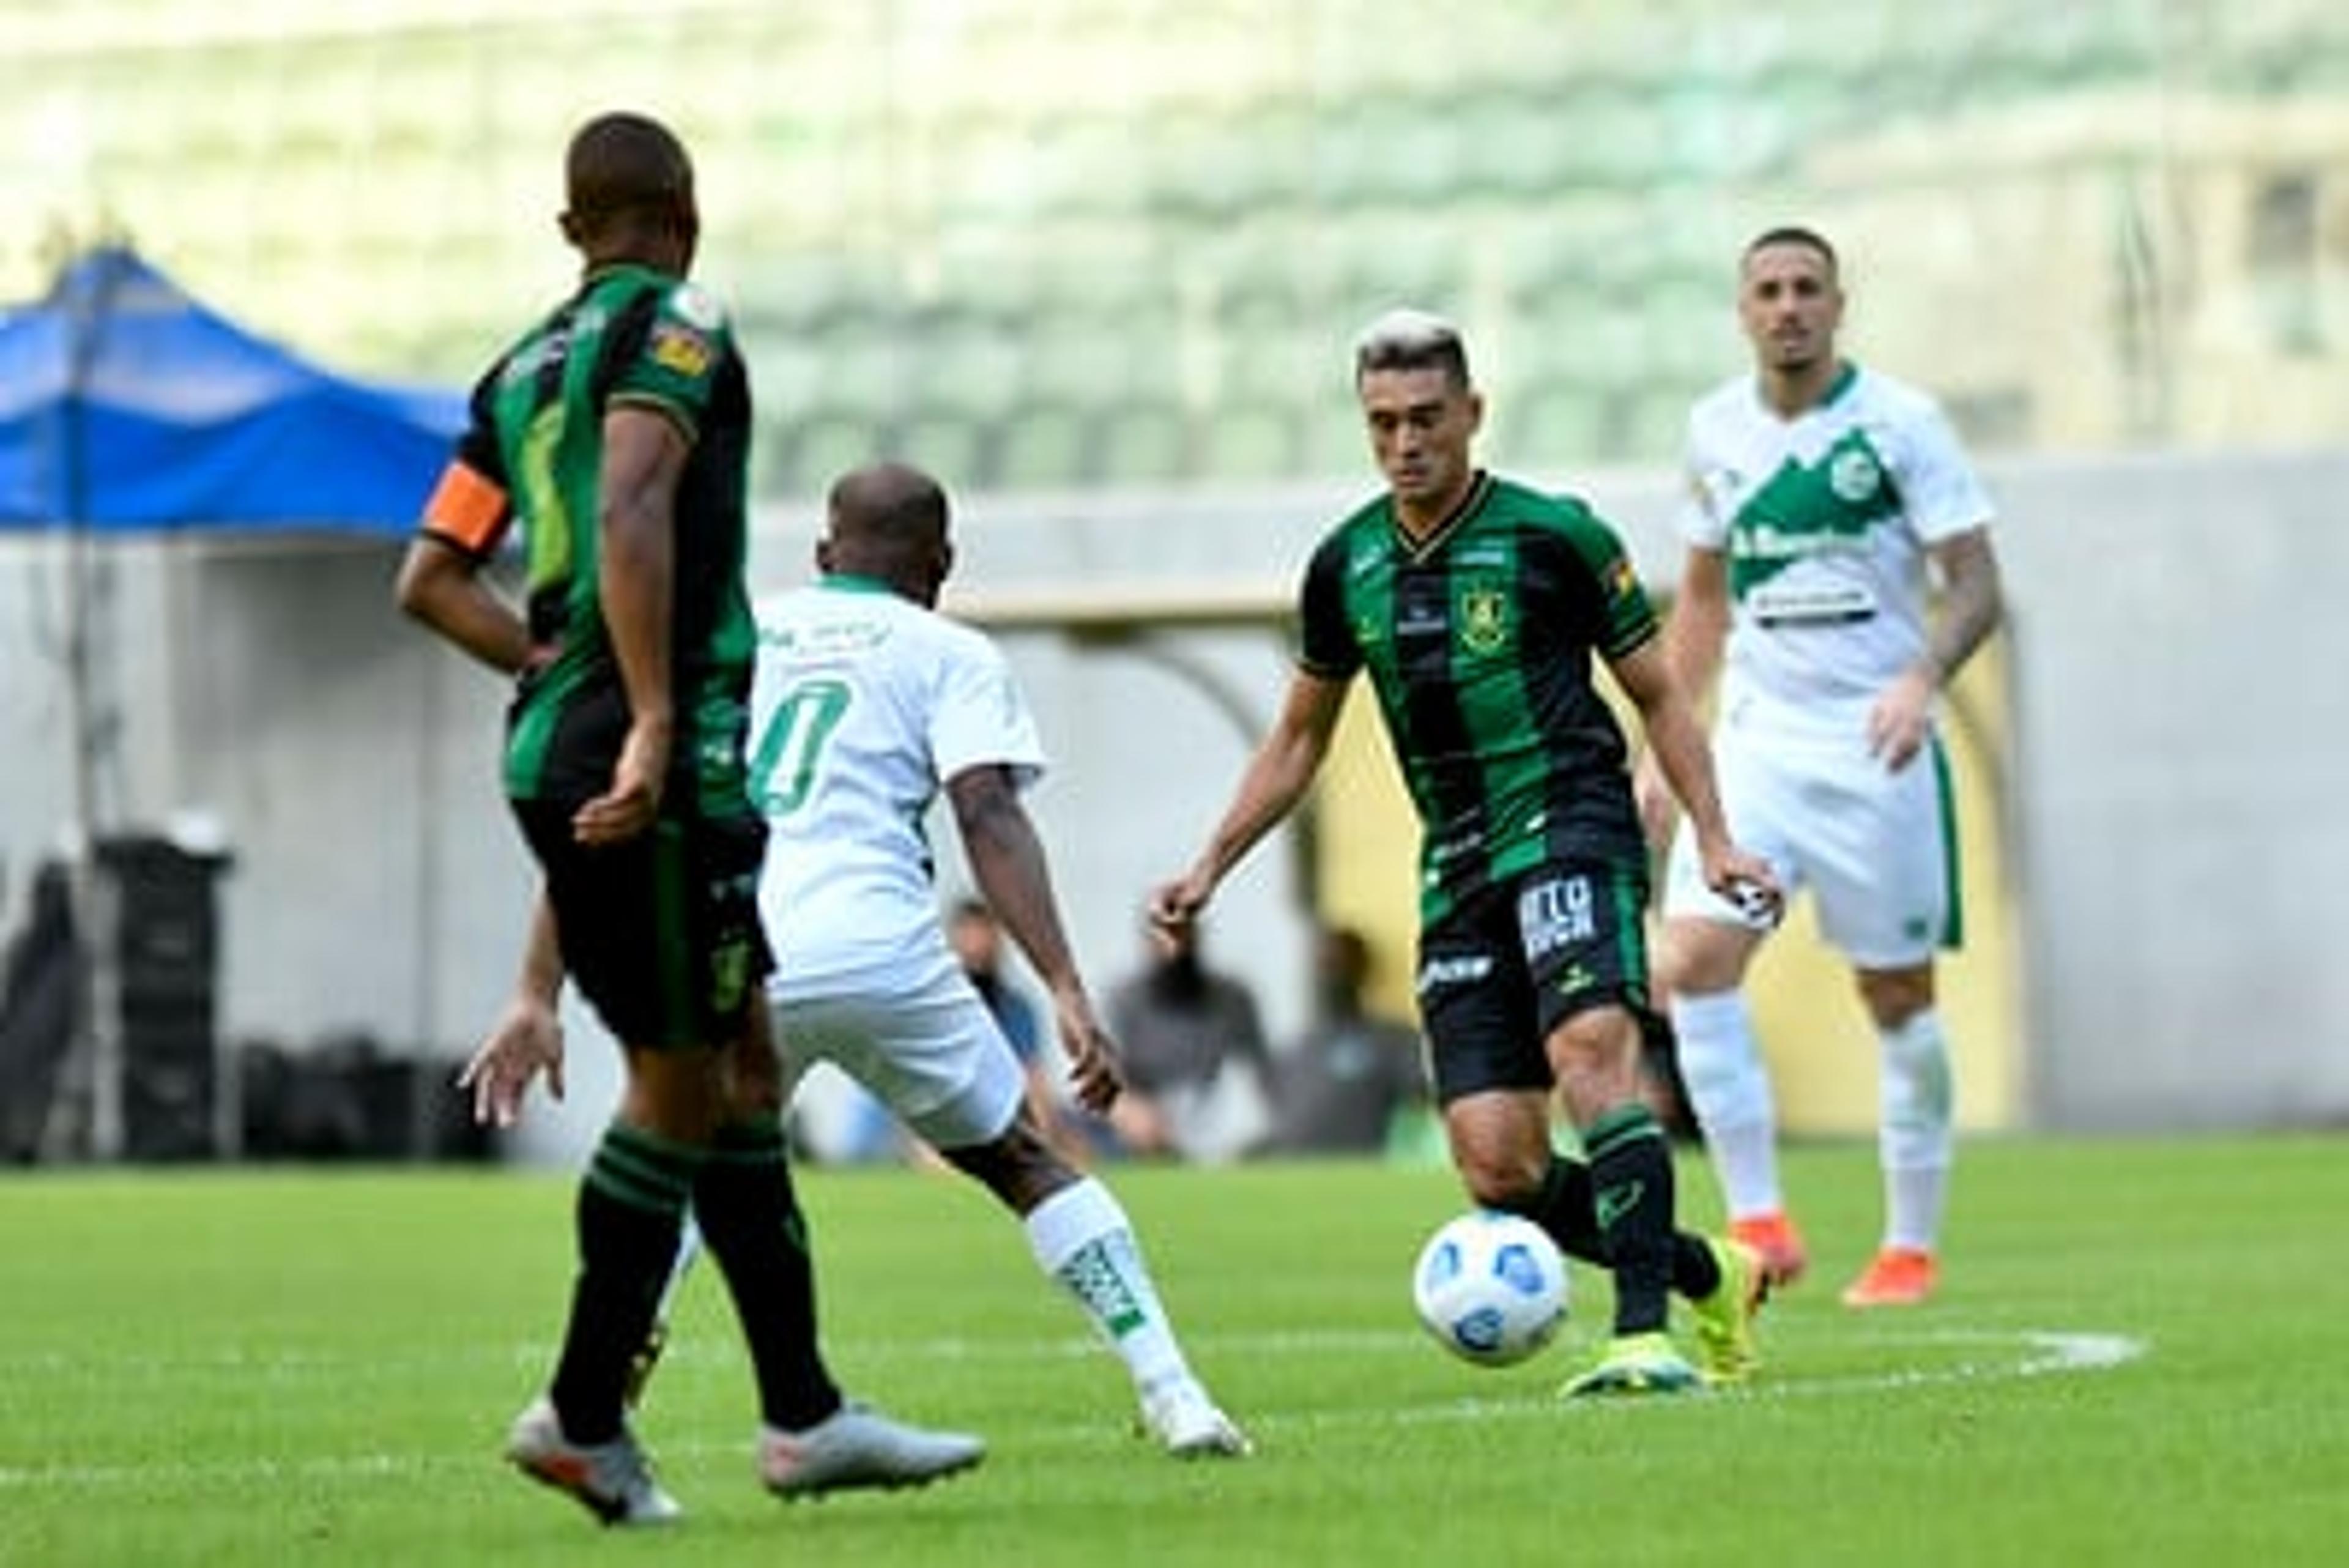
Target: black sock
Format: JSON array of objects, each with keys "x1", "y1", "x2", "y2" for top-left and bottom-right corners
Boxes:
[
  {"x1": 1583, "y1": 1103, "x2": 1677, "y2": 1336},
  {"x1": 551, "y1": 1122, "x2": 701, "y2": 1444},
  {"x1": 1507, "y1": 1156, "x2": 1605, "y2": 1264},
  {"x1": 694, "y1": 1120, "x2": 840, "y2": 1432},
  {"x1": 1507, "y1": 1156, "x2": 1723, "y2": 1301}
]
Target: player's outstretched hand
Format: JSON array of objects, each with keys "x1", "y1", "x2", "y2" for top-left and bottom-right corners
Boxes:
[
  {"x1": 1148, "y1": 873, "x2": 1211, "y2": 938},
  {"x1": 1051, "y1": 989, "x2": 1126, "y2": 1115},
  {"x1": 456, "y1": 996, "x2": 566, "y2": 1128}
]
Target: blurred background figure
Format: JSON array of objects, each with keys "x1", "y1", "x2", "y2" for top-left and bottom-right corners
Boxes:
[
  {"x1": 1260, "y1": 923, "x2": 1428, "y2": 1158},
  {"x1": 946, "y1": 896, "x2": 1088, "y2": 1165},
  {"x1": 1099, "y1": 915, "x2": 1273, "y2": 1162}
]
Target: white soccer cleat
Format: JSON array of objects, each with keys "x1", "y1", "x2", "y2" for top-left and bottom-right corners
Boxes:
[
  {"x1": 1141, "y1": 1380, "x2": 1253, "y2": 1458},
  {"x1": 758, "y1": 1400, "x2": 987, "y2": 1499},
  {"x1": 504, "y1": 1395, "x2": 683, "y2": 1528}
]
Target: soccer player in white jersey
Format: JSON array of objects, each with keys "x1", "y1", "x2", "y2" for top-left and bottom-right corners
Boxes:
[
  {"x1": 467, "y1": 461, "x2": 1249, "y2": 1458},
  {"x1": 1635, "y1": 228, "x2": 2005, "y2": 1308}
]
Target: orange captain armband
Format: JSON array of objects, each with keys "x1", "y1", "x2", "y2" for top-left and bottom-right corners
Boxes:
[{"x1": 420, "y1": 461, "x2": 511, "y2": 555}]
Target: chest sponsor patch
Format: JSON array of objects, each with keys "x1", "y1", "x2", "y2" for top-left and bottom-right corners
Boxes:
[{"x1": 1746, "y1": 580, "x2": 1879, "y2": 626}]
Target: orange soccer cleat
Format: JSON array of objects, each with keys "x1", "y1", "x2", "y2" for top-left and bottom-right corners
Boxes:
[
  {"x1": 1727, "y1": 1211, "x2": 1810, "y2": 1288},
  {"x1": 1840, "y1": 1247, "x2": 1938, "y2": 1309}
]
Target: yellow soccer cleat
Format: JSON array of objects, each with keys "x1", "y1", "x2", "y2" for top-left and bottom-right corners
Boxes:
[
  {"x1": 1559, "y1": 1331, "x2": 1704, "y2": 1400},
  {"x1": 1690, "y1": 1236, "x2": 1768, "y2": 1386}
]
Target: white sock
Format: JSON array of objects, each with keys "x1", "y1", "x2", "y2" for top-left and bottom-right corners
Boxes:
[
  {"x1": 658, "y1": 1214, "x2": 704, "y2": 1320},
  {"x1": 1025, "y1": 1178, "x2": 1192, "y2": 1397},
  {"x1": 1877, "y1": 1010, "x2": 1954, "y2": 1252},
  {"x1": 1671, "y1": 988, "x2": 1783, "y2": 1218}
]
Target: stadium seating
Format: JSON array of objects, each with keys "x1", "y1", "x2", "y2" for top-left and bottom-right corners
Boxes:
[{"x1": 10, "y1": 0, "x2": 2348, "y2": 492}]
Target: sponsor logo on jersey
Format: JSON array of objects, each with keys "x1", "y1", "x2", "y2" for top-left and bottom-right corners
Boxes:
[
  {"x1": 650, "y1": 321, "x2": 713, "y2": 379},
  {"x1": 1605, "y1": 555, "x2": 1640, "y2": 603}
]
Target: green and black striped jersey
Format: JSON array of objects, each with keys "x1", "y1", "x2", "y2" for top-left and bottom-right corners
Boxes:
[
  {"x1": 1297, "y1": 472, "x2": 1658, "y2": 921},
  {"x1": 445, "y1": 262, "x2": 756, "y2": 816}
]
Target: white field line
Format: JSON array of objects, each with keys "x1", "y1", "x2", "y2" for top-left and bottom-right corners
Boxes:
[{"x1": 0, "y1": 1327, "x2": 2148, "y2": 1492}]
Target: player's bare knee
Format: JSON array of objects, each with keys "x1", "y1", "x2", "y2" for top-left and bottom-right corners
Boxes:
[
  {"x1": 941, "y1": 1118, "x2": 1078, "y2": 1213},
  {"x1": 1663, "y1": 917, "x2": 1756, "y2": 995},
  {"x1": 1457, "y1": 1156, "x2": 1546, "y2": 1211},
  {"x1": 1856, "y1": 965, "x2": 1934, "y2": 1028}
]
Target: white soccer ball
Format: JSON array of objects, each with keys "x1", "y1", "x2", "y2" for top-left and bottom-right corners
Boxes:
[{"x1": 1411, "y1": 1209, "x2": 1568, "y2": 1368}]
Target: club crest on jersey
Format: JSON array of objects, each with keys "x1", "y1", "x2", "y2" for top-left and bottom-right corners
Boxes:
[
  {"x1": 1457, "y1": 583, "x2": 1510, "y2": 655},
  {"x1": 1829, "y1": 447, "x2": 1882, "y2": 503}
]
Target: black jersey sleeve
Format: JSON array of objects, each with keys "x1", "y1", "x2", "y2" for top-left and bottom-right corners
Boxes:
[
  {"x1": 1548, "y1": 500, "x2": 1658, "y2": 661},
  {"x1": 415, "y1": 370, "x2": 514, "y2": 559},
  {"x1": 1296, "y1": 529, "x2": 1362, "y2": 680},
  {"x1": 604, "y1": 280, "x2": 734, "y2": 445}
]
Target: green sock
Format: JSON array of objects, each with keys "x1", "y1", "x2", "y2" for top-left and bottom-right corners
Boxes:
[
  {"x1": 692, "y1": 1120, "x2": 840, "y2": 1431},
  {"x1": 1509, "y1": 1156, "x2": 1721, "y2": 1302},
  {"x1": 1584, "y1": 1103, "x2": 1677, "y2": 1336},
  {"x1": 551, "y1": 1121, "x2": 701, "y2": 1443}
]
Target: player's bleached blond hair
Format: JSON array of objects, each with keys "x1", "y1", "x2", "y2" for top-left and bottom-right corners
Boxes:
[{"x1": 1353, "y1": 307, "x2": 1472, "y2": 389}]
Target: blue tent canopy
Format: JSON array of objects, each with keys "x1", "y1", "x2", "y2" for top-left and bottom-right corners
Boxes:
[{"x1": 0, "y1": 246, "x2": 464, "y2": 536}]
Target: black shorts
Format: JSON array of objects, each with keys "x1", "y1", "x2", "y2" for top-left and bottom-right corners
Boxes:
[
  {"x1": 1413, "y1": 861, "x2": 1658, "y2": 1105},
  {"x1": 512, "y1": 798, "x2": 773, "y2": 1050}
]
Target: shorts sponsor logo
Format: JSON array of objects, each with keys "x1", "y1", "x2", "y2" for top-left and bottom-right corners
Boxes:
[
  {"x1": 1519, "y1": 875, "x2": 1596, "y2": 962},
  {"x1": 712, "y1": 938, "x2": 751, "y2": 1013},
  {"x1": 1416, "y1": 954, "x2": 1493, "y2": 995},
  {"x1": 1555, "y1": 962, "x2": 1598, "y2": 998}
]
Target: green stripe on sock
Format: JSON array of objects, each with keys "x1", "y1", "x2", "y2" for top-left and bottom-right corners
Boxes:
[
  {"x1": 709, "y1": 1121, "x2": 788, "y2": 1165},
  {"x1": 1583, "y1": 1102, "x2": 1663, "y2": 1162},
  {"x1": 587, "y1": 1124, "x2": 701, "y2": 1216}
]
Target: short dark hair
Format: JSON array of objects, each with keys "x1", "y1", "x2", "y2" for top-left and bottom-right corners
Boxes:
[
  {"x1": 1353, "y1": 307, "x2": 1472, "y2": 389},
  {"x1": 828, "y1": 461, "x2": 949, "y2": 548},
  {"x1": 563, "y1": 112, "x2": 693, "y2": 232},
  {"x1": 1741, "y1": 225, "x2": 1839, "y2": 277}
]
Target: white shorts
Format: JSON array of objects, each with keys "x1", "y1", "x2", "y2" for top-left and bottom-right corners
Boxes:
[
  {"x1": 768, "y1": 950, "x2": 1026, "y2": 1151},
  {"x1": 1664, "y1": 696, "x2": 1958, "y2": 970}
]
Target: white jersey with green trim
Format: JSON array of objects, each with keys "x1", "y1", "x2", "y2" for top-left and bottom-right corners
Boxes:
[
  {"x1": 747, "y1": 576, "x2": 1045, "y2": 988},
  {"x1": 1675, "y1": 363, "x2": 1994, "y2": 717}
]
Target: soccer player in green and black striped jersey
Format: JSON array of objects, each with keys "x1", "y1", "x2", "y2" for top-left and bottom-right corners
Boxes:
[
  {"x1": 1153, "y1": 309, "x2": 1784, "y2": 1397},
  {"x1": 396, "y1": 113, "x2": 976, "y2": 1523}
]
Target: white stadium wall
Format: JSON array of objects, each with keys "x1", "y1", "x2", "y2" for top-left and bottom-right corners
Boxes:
[{"x1": 2, "y1": 446, "x2": 2347, "y2": 1154}]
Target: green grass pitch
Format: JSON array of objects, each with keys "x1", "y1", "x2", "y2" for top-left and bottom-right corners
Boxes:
[{"x1": 1, "y1": 1135, "x2": 2343, "y2": 1566}]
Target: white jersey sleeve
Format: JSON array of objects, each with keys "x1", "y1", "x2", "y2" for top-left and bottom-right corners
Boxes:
[
  {"x1": 929, "y1": 631, "x2": 1046, "y2": 793},
  {"x1": 1882, "y1": 394, "x2": 1994, "y2": 545}
]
